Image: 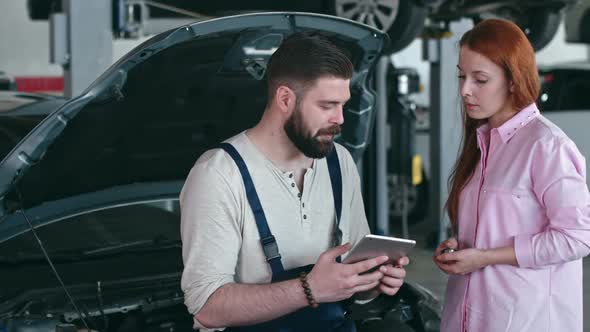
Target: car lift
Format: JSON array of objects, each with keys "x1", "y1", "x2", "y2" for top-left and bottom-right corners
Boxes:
[
  {"x1": 372, "y1": 21, "x2": 469, "y2": 245},
  {"x1": 49, "y1": 0, "x2": 113, "y2": 98}
]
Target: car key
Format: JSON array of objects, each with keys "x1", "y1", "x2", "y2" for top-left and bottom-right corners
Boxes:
[{"x1": 440, "y1": 247, "x2": 456, "y2": 255}]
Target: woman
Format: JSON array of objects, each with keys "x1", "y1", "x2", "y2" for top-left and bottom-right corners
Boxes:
[{"x1": 433, "y1": 19, "x2": 590, "y2": 332}]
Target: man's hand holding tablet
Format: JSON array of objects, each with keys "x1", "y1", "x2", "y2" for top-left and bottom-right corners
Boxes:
[
  {"x1": 343, "y1": 234, "x2": 416, "y2": 265},
  {"x1": 343, "y1": 234, "x2": 414, "y2": 298}
]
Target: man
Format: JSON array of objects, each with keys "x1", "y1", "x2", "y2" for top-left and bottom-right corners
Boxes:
[{"x1": 180, "y1": 32, "x2": 409, "y2": 331}]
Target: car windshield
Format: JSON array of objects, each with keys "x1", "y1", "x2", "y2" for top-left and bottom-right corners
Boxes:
[
  {"x1": 0, "y1": 199, "x2": 181, "y2": 262},
  {"x1": 0, "y1": 198, "x2": 185, "y2": 300}
]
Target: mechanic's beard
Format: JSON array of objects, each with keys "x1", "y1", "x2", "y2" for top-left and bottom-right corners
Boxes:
[{"x1": 284, "y1": 105, "x2": 341, "y2": 159}]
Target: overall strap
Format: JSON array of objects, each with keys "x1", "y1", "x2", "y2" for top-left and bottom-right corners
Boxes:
[
  {"x1": 326, "y1": 148, "x2": 343, "y2": 224},
  {"x1": 218, "y1": 143, "x2": 285, "y2": 276},
  {"x1": 326, "y1": 147, "x2": 344, "y2": 262}
]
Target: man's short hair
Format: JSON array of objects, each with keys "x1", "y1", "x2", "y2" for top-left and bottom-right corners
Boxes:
[{"x1": 266, "y1": 32, "x2": 354, "y2": 101}]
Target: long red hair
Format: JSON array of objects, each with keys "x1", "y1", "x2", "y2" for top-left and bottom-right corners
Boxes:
[{"x1": 446, "y1": 19, "x2": 540, "y2": 231}]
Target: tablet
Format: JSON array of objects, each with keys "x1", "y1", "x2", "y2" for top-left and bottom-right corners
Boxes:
[{"x1": 342, "y1": 234, "x2": 416, "y2": 264}]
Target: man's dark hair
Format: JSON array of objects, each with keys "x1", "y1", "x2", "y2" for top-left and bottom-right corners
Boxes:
[{"x1": 266, "y1": 32, "x2": 354, "y2": 102}]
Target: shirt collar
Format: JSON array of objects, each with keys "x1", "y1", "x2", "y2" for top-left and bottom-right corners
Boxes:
[
  {"x1": 476, "y1": 103, "x2": 539, "y2": 145},
  {"x1": 476, "y1": 122, "x2": 491, "y2": 136},
  {"x1": 496, "y1": 103, "x2": 539, "y2": 143}
]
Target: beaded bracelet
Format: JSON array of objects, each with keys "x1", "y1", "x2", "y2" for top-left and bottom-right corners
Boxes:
[{"x1": 299, "y1": 271, "x2": 319, "y2": 308}]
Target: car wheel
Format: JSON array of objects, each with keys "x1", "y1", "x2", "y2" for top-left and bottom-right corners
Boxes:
[
  {"x1": 329, "y1": 0, "x2": 428, "y2": 53},
  {"x1": 388, "y1": 172, "x2": 429, "y2": 223},
  {"x1": 474, "y1": 7, "x2": 563, "y2": 51}
]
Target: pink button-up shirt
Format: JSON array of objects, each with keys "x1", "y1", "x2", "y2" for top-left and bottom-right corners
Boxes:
[{"x1": 441, "y1": 103, "x2": 590, "y2": 332}]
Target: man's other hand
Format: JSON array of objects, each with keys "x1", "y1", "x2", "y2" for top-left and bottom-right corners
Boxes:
[{"x1": 376, "y1": 256, "x2": 409, "y2": 296}]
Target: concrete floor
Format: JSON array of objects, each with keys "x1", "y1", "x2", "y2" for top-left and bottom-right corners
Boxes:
[{"x1": 396, "y1": 219, "x2": 590, "y2": 331}]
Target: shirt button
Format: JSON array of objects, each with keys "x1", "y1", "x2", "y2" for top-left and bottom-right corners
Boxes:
[
  {"x1": 289, "y1": 173, "x2": 293, "y2": 178},
  {"x1": 291, "y1": 183, "x2": 295, "y2": 187},
  {"x1": 297, "y1": 193, "x2": 302, "y2": 198},
  {"x1": 303, "y1": 215, "x2": 307, "y2": 219},
  {"x1": 302, "y1": 202, "x2": 305, "y2": 208}
]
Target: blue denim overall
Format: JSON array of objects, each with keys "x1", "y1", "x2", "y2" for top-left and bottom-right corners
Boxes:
[{"x1": 219, "y1": 143, "x2": 356, "y2": 332}]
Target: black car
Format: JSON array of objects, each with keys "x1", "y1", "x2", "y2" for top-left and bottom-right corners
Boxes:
[
  {"x1": 538, "y1": 61, "x2": 590, "y2": 112},
  {"x1": 0, "y1": 13, "x2": 440, "y2": 332}
]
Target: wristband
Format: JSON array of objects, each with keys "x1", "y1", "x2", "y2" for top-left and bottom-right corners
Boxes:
[{"x1": 299, "y1": 272, "x2": 319, "y2": 308}]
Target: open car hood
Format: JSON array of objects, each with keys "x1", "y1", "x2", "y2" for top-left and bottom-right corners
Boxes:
[{"x1": 0, "y1": 12, "x2": 387, "y2": 218}]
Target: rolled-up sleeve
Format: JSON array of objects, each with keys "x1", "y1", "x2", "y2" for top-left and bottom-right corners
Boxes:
[
  {"x1": 180, "y1": 156, "x2": 242, "y2": 320},
  {"x1": 515, "y1": 137, "x2": 590, "y2": 268}
]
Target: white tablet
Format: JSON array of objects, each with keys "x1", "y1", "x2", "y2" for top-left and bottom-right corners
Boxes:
[{"x1": 342, "y1": 234, "x2": 416, "y2": 264}]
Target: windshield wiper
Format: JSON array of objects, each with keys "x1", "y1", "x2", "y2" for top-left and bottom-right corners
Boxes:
[{"x1": 82, "y1": 239, "x2": 181, "y2": 256}]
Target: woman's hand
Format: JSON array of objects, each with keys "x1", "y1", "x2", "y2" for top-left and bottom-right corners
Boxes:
[
  {"x1": 433, "y1": 237, "x2": 458, "y2": 257},
  {"x1": 433, "y1": 237, "x2": 486, "y2": 275},
  {"x1": 433, "y1": 238, "x2": 518, "y2": 275},
  {"x1": 434, "y1": 248, "x2": 489, "y2": 275}
]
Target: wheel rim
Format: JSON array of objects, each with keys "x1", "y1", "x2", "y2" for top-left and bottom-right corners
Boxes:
[{"x1": 334, "y1": 0, "x2": 400, "y2": 31}]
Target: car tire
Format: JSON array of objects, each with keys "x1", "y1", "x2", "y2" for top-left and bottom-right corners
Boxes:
[
  {"x1": 474, "y1": 7, "x2": 563, "y2": 51},
  {"x1": 328, "y1": 0, "x2": 428, "y2": 53},
  {"x1": 521, "y1": 8, "x2": 563, "y2": 51}
]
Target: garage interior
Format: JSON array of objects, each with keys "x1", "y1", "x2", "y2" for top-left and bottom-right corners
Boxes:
[{"x1": 2, "y1": 1, "x2": 590, "y2": 331}]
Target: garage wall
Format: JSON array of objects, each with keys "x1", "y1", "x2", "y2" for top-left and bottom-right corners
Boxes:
[
  {"x1": 0, "y1": 1, "x2": 62, "y2": 76},
  {"x1": 0, "y1": 1, "x2": 149, "y2": 77}
]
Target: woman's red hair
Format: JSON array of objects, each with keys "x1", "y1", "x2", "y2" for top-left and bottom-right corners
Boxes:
[{"x1": 446, "y1": 19, "x2": 541, "y2": 231}]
